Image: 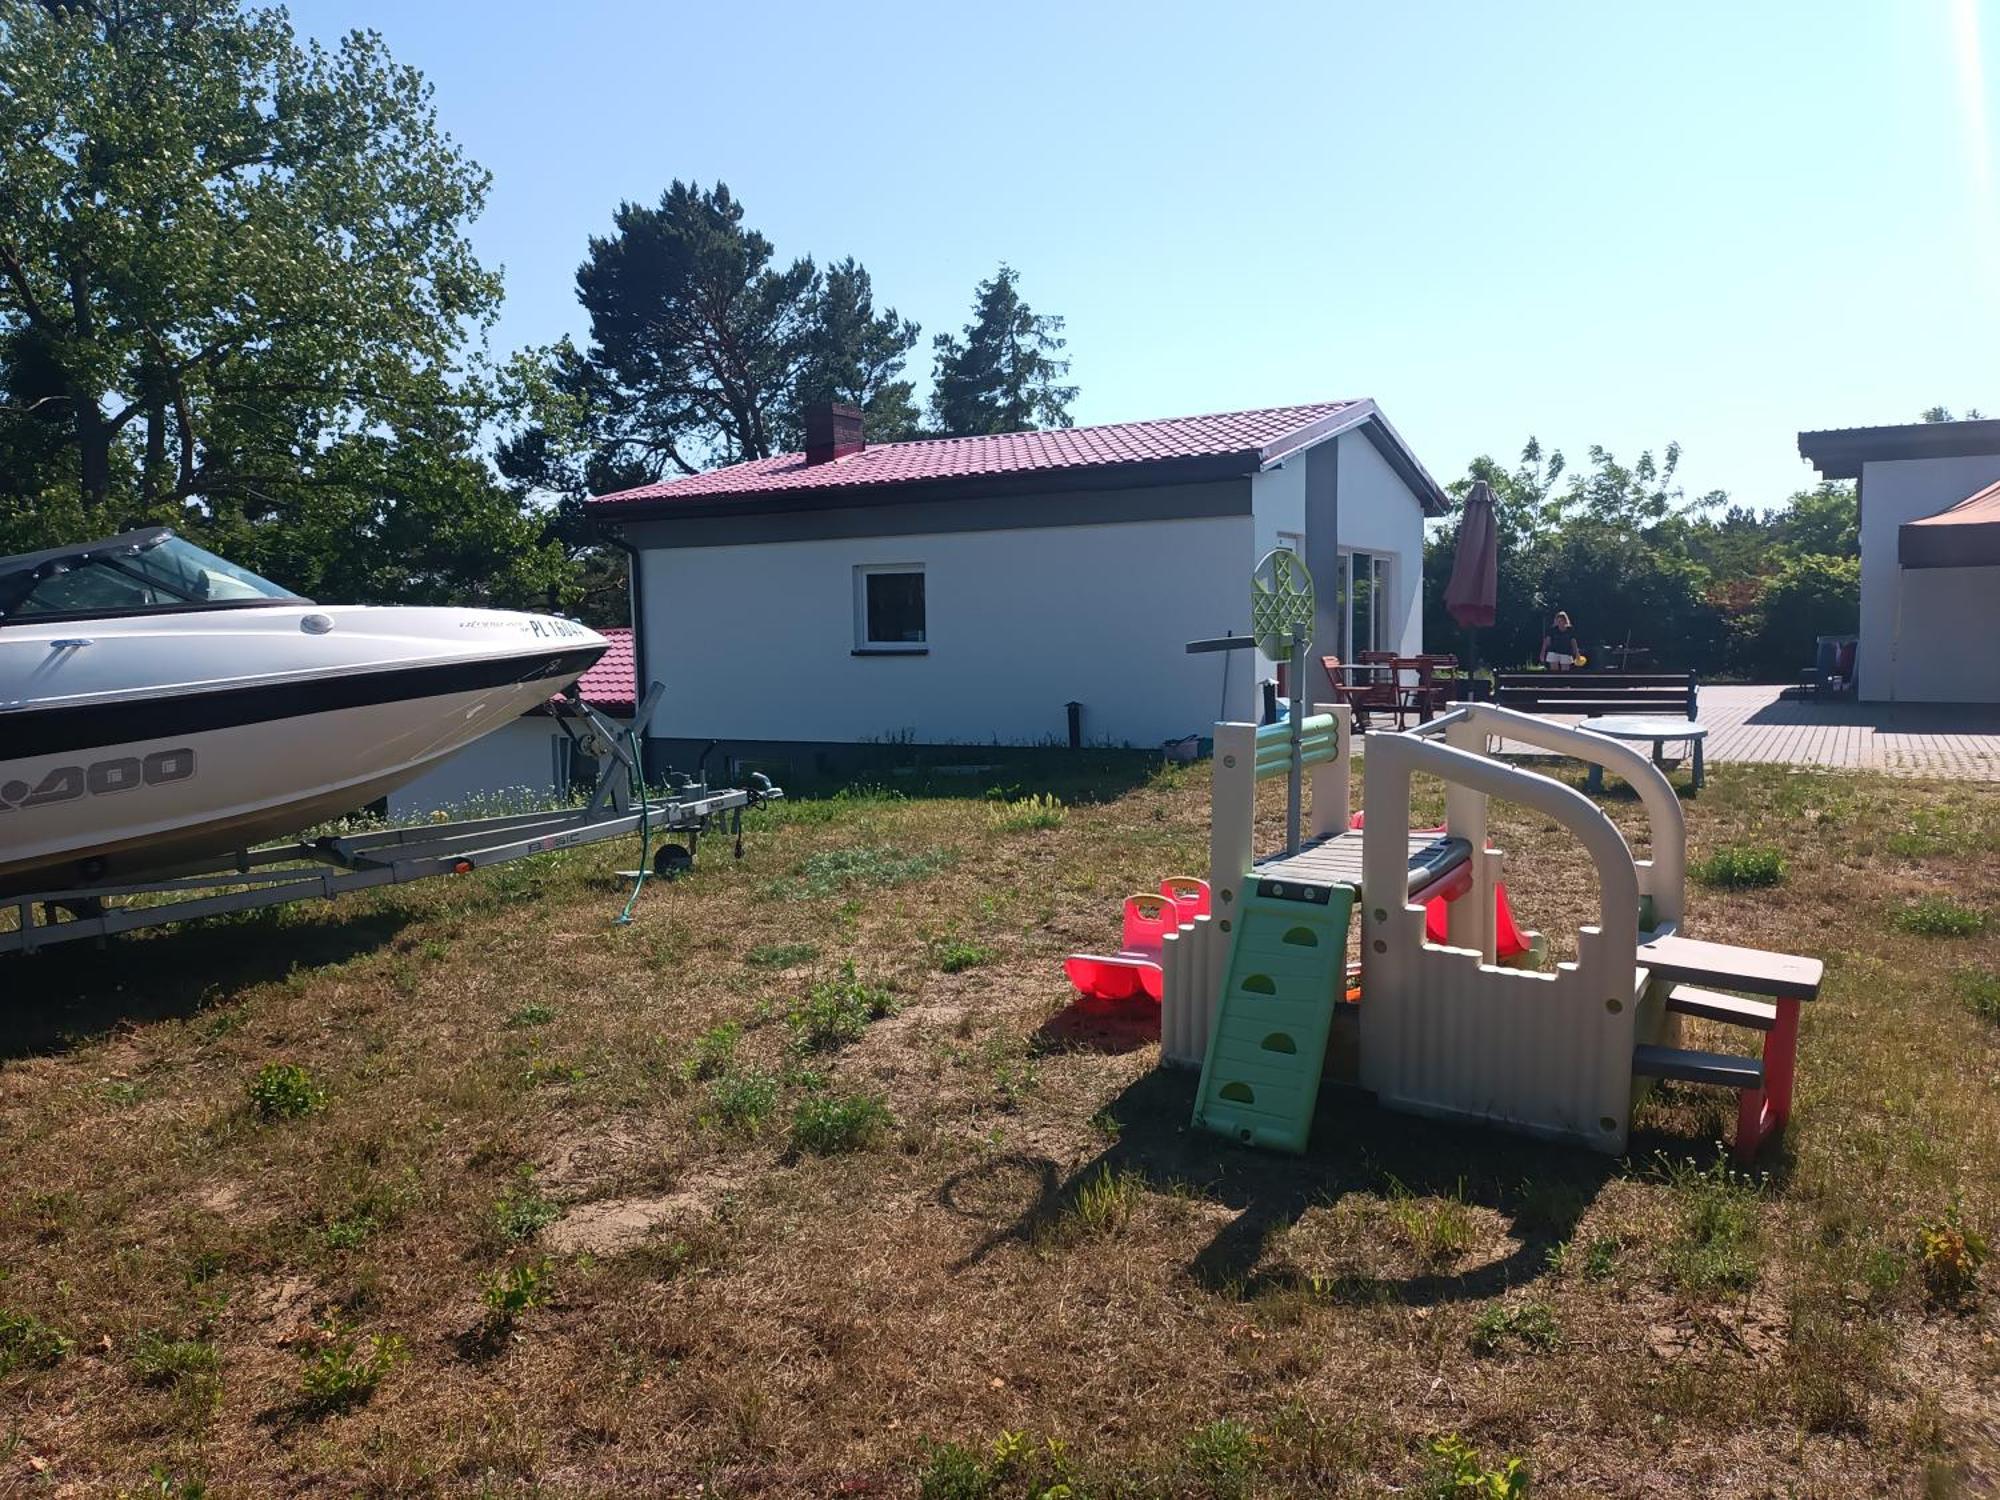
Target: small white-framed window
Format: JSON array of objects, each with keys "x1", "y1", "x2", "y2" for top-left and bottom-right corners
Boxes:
[
  {"x1": 854, "y1": 563, "x2": 927, "y2": 652},
  {"x1": 1276, "y1": 529, "x2": 1304, "y2": 555}
]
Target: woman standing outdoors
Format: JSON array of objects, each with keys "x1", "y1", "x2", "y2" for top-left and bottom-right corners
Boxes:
[{"x1": 1541, "y1": 610, "x2": 1582, "y2": 671}]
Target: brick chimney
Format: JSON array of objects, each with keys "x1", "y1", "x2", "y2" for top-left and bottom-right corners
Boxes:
[{"x1": 804, "y1": 401, "x2": 865, "y2": 464}]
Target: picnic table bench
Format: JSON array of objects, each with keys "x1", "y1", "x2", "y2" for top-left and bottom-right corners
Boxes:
[{"x1": 1493, "y1": 668, "x2": 1697, "y2": 720}]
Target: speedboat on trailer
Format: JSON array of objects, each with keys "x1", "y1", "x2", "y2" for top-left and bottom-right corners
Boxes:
[{"x1": 0, "y1": 528, "x2": 606, "y2": 898}]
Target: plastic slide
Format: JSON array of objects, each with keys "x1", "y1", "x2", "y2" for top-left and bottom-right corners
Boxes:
[{"x1": 1064, "y1": 878, "x2": 1211, "y2": 1002}]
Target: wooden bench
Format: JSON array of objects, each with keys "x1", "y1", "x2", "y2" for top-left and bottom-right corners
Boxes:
[{"x1": 1493, "y1": 669, "x2": 1698, "y2": 720}]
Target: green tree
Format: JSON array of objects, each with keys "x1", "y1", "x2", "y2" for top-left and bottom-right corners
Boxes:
[
  {"x1": 1774, "y1": 481, "x2": 1857, "y2": 558},
  {"x1": 566, "y1": 181, "x2": 920, "y2": 475},
  {"x1": 928, "y1": 264, "x2": 1077, "y2": 436},
  {"x1": 573, "y1": 180, "x2": 817, "y2": 473},
  {"x1": 1429, "y1": 438, "x2": 1727, "y2": 671},
  {"x1": 1736, "y1": 553, "x2": 1859, "y2": 678},
  {"x1": 795, "y1": 257, "x2": 921, "y2": 441},
  {"x1": 494, "y1": 340, "x2": 649, "y2": 626},
  {"x1": 0, "y1": 0, "x2": 562, "y2": 604}
]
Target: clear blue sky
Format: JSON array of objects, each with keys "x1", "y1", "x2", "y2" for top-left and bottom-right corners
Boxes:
[{"x1": 288, "y1": 0, "x2": 1999, "y2": 511}]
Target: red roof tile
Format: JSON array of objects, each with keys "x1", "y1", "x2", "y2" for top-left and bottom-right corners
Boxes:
[
  {"x1": 589, "y1": 402, "x2": 1370, "y2": 509},
  {"x1": 572, "y1": 627, "x2": 635, "y2": 715}
]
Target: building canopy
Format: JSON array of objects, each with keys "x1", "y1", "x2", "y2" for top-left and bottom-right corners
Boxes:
[{"x1": 1900, "y1": 478, "x2": 2000, "y2": 568}]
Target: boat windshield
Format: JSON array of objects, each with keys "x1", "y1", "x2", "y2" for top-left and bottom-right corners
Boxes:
[{"x1": 0, "y1": 533, "x2": 305, "y2": 622}]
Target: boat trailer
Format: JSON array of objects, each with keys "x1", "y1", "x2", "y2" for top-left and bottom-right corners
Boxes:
[{"x1": 2, "y1": 687, "x2": 780, "y2": 956}]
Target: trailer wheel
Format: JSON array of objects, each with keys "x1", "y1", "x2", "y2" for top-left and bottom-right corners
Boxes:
[{"x1": 652, "y1": 843, "x2": 694, "y2": 880}]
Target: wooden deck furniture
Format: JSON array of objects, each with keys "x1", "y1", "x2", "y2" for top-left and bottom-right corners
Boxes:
[
  {"x1": 1493, "y1": 668, "x2": 1697, "y2": 720},
  {"x1": 1404, "y1": 654, "x2": 1461, "y2": 722},
  {"x1": 1321, "y1": 655, "x2": 1403, "y2": 730}
]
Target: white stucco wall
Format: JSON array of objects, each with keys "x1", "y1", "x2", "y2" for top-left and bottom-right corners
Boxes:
[
  {"x1": 1250, "y1": 458, "x2": 1306, "y2": 561},
  {"x1": 639, "y1": 515, "x2": 1259, "y2": 748},
  {"x1": 1252, "y1": 435, "x2": 1429, "y2": 678},
  {"x1": 1337, "y1": 435, "x2": 1426, "y2": 656},
  {"x1": 1858, "y1": 455, "x2": 2000, "y2": 703},
  {"x1": 386, "y1": 716, "x2": 628, "y2": 819}
]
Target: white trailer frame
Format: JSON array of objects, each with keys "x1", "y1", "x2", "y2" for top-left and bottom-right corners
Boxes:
[{"x1": 2, "y1": 686, "x2": 780, "y2": 956}]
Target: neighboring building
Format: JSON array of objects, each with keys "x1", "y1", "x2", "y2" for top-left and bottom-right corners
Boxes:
[
  {"x1": 591, "y1": 401, "x2": 1449, "y2": 762},
  {"x1": 385, "y1": 628, "x2": 637, "y2": 818},
  {"x1": 1798, "y1": 421, "x2": 2000, "y2": 704}
]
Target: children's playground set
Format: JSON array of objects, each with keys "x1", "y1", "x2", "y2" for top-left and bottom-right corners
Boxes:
[{"x1": 1065, "y1": 552, "x2": 1821, "y2": 1162}]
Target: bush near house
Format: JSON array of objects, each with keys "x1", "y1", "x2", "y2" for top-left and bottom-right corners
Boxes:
[{"x1": 1424, "y1": 443, "x2": 1857, "y2": 677}]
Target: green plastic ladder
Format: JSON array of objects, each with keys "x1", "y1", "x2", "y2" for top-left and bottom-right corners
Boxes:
[{"x1": 1191, "y1": 879, "x2": 1356, "y2": 1153}]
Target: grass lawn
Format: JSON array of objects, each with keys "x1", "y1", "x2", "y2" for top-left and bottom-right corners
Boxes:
[{"x1": 1, "y1": 759, "x2": 1997, "y2": 1496}]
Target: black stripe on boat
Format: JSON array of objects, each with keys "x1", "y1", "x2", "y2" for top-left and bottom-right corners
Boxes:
[{"x1": 2, "y1": 646, "x2": 606, "y2": 760}]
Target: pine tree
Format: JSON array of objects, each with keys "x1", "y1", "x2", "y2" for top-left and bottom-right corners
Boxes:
[{"x1": 928, "y1": 265, "x2": 1077, "y2": 436}]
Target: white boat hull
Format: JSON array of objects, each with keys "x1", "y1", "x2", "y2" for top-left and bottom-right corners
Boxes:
[{"x1": 0, "y1": 606, "x2": 607, "y2": 895}]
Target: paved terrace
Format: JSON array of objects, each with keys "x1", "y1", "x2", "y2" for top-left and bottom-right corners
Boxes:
[{"x1": 1499, "y1": 684, "x2": 2000, "y2": 780}]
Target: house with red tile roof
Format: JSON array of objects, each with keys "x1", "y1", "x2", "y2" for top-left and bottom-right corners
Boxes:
[
  {"x1": 385, "y1": 627, "x2": 638, "y2": 817},
  {"x1": 593, "y1": 401, "x2": 1448, "y2": 758}
]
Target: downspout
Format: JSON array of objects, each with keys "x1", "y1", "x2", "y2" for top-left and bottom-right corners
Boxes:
[{"x1": 608, "y1": 526, "x2": 652, "y2": 774}]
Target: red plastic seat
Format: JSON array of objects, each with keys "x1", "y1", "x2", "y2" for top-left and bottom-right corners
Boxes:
[{"x1": 1064, "y1": 886, "x2": 1207, "y2": 1003}]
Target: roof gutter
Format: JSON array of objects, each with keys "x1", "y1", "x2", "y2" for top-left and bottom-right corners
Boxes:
[{"x1": 606, "y1": 528, "x2": 649, "y2": 742}]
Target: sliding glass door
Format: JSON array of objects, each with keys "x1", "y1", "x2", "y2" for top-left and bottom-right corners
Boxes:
[{"x1": 1336, "y1": 551, "x2": 1394, "y2": 659}]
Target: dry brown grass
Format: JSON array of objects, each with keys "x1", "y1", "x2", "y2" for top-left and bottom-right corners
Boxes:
[{"x1": 0, "y1": 758, "x2": 1997, "y2": 1496}]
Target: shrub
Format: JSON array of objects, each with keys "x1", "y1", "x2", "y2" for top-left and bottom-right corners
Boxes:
[
  {"x1": 790, "y1": 1090, "x2": 892, "y2": 1155},
  {"x1": 684, "y1": 1022, "x2": 742, "y2": 1081},
  {"x1": 987, "y1": 793, "x2": 1066, "y2": 832},
  {"x1": 1691, "y1": 845, "x2": 1786, "y2": 888},
  {"x1": 1470, "y1": 1300, "x2": 1561, "y2": 1355},
  {"x1": 0, "y1": 1309, "x2": 72, "y2": 1375},
  {"x1": 1183, "y1": 1419, "x2": 1260, "y2": 1500},
  {"x1": 248, "y1": 1063, "x2": 324, "y2": 1121},
  {"x1": 1583, "y1": 1236, "x2": 1619, "y2": 1281},
  {"x1": 786, "y1": 964, "x2": 897, "y2": 1052},
  {"x1": 1893, "y1": 897, "x2": 1986, "y2": 938},
  {"x1": 482, "y1": 1257, "x2": 555, "y2": 1326},
  {"x1": 928, "y1": 934, "x2": 998, "y2": 973},
  {"x1": 1786, "y1": 1302, "x2": 1884, "y2": 1434},
  {"x1": 743, "y1": 942, "x2": 819, "y2": 969},
  {"x1": 131, "y1": 1334, "x2": 219, "y2": 1388},
  {"x1": 706, "y1": 1069, "x2": 781, "y2": 1134},
  {"x1": 1423, "y1": 1433, "x2": 1529, "y2": 1499},
  {"x1": 298, "y1": 1325, "x2": 403, "y2": 1413},
  {"x1": 1658, "y1": 1154, "x2": 1764, "y2": 1294},
  {"x1": 1955, "y1": 967, "x2": 2000, "y2": 1023},
  {"x1": 493, "y1": 1172, "x2": 559, "y2": 1244},
  {"x1": 503, "y1": 1003, "x2": 557, "y2": 1028},
  {"x1": 917, "y1": 1440, "x2": 994, "y2": 1500},
  {"x1": 916, "y1": 1432, "x2": 1077, "y2": 1500},
  {"x1": 1058, "y1": 1165, "x2": 1143, "y2": 1242},
  {"x1": 1916, "y1": 1198, "x2": 1989, "y2": 1304},
  {"x1": 321, "y1": 1215, "x2": 375, "y2": 1251},
  {"x1": 1385, "y1": 1176, "x2": 1476, "y2": 1267}
]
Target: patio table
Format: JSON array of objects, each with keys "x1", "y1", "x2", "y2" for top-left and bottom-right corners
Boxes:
[{"x1": 1577, "y1": 713, "x2": 1709, "y2": 791}]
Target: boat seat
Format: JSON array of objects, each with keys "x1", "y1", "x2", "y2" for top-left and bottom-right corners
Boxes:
[{"x1": 1663, "y1": 985, "x2": 1778, "y2": 1032}]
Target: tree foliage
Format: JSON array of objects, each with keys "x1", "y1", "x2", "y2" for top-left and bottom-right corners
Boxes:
[
  {"x1": 928, "y1": 264, "x2": 1076, "y2": 436},
  {"x1": 0, "y1": 0, "x2": 566, "y2": 605},
  {"x1": 1426, "y1": 440, "x2": 1859, "y2": 679},
  {"x1": 552, "y1": 180, "x2": 921, "y2": 483}
]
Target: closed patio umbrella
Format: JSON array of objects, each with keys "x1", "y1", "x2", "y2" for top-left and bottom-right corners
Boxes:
[{"x1": 1443, "y1": 479, "x2": 1499, "y2": 677}]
